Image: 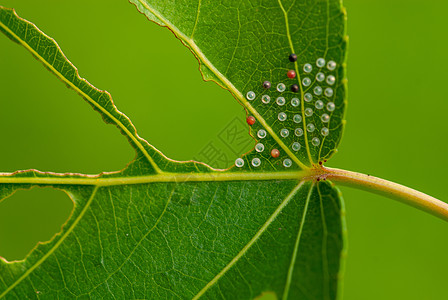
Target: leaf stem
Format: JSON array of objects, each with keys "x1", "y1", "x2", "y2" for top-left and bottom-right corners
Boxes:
[
  {"x1": 322, "y1": 167, "x2": 448, "y2": 222},
  {"x1": 1, "y1": 165, "x2": 447, "y2": 223}
]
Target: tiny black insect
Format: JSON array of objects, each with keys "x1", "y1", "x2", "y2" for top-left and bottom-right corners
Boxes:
[{"x1": 289, "y1": 53, "x2": 297, "y2": 62}]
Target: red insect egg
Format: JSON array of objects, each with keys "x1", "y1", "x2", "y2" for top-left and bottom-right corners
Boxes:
[
  {"x1": 246, "y1": 116, "x2": 256, "y2": 125},
  {"x1": 271, "y1": 149, "x2": 280, "y2": 158},
  {"x1": 287, "y1": 70, "x2": 296, "y2": 79}
]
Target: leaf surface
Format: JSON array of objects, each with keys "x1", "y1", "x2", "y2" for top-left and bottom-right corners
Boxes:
[{"x1": 0, "y1": 1, "x2": 347, "y2": 299}]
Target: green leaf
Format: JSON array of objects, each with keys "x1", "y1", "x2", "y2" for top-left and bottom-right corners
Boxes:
[{"x1": 0, "y1": 1, "x2": 347, "y2": 299}]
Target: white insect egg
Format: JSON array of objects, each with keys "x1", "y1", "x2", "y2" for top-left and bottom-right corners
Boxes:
[
  {"x1": 261, "y1": 95, "x2": 271, "y2": 104},
  {"x1": 280, "y1": 128, "x2": 290, "y2": 138},
  {"x1": 316, "y1": 58, "x2": 326, "y2": 68},
  {"x1": 235, "y1": 158, "x2": 244, "y2": 167},
  {"x1": 321, "y1": 114, "x2": 330, "y2": 123},
  {"x1": 315, "y1": 100, "x2": 324, "y2": 109},
  {"x1": 324, "y1": 87, "x2": 334, "y2": 97},
  {"x1": 326, "y1": 75, "x2": 336, "y2": 85},
  {"x1": 302, "y1": 77, "x2": 311, "y2": 87},
  {"x1": 276, "y1": 97, "x2": 286, "y2": 106},
  {"x1": 278, "y1": 112, "x2": 287, "y2": 121},
  {"x1": 321, "y1": 127, "x2": 329, "y2": 136},
  {"x1": 303, "y1": 63, "x2": 312, "y2": 73},
  {"x1": 246, "y1": 91, "x2": 256, "y2": 100},
  {"x1": 326, "y1": 102, "x2": 335, "y2": 112},
  {"x1": 316, "y1": 72, "x2": 325, "y2": 82},
  {"x1": 294, "y1": 128, "x2": 304, "y2": 136},
  {"x1": 255, "y1": 143, "x2": 265, "y2": 152},
  {"x1": 304, "y1": 93, "x2": 313, "y2": 102},
  {"x1": 257, "y1": 129, "x2": 267, "y2": 138},
  {"x1": 277, "y1": 83, "x2": 286, "y2": 92},
  {"x1": 327, "y1": 60, "x2": 337, "y2": 70},
  {"x1": 292, "y1": 142, "x2": 301, "y2": 151},
  {"x1": 311, "y1": 137, "x2": 321, "y2": 146},
  {"x1": 251, "y1": 157, "x2": 261, "y2": 167},
  {"x1": 293, "y1": 114, "x2": 302, "y2": 123},
  {"x1": 305, "y1": 108, "x2": 313, "y2": 117},
  {"x1": 283, "y1": 158, "x2": 293, "y2": 168},
  {"x1": 291, "y1": 98, "x2": 300, "y2": 107},
  {"x1": 314, "y1": 86, "x2": 322, "y2": 95},
  {"x1": 306, "y1": 123, "x2": 315, "y2": 132}
]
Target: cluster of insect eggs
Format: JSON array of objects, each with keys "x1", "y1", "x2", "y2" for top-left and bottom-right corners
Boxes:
[{"x1": 237, "y1": 55, "x2": 337, "y2": 168}]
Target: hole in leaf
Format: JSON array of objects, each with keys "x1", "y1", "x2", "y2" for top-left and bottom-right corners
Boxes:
[
  {"x1": 0, "y1": 187, "x2": 73, "y2": 261},
  {"x1": 0, "y1": 0, "x2": 253, "y2": 171},
  {"x1": 0, "y1": 35, "x2": 134, "y2": 174}
]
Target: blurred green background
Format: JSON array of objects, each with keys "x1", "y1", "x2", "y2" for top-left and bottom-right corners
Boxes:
[{"x1": 1, "y1": 0, "x2": 447, "y2": 299}]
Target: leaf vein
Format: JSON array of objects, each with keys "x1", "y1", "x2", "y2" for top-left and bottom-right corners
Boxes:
[
  {"x1": 282, "y1": 182, "x2": 313, "y2": 300},
  {"x1": 192, "y1": 181, "x2": 306, "y2": 299}
]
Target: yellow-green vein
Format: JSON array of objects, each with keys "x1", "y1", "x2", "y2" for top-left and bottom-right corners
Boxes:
[
  {"x1": 85, "y1": 187, "x2": 175, "y2": 295},
  {"x1": 277, "y1": 0, "x2": 314, "y2": 166},
  {"x1": 190, "y1": 0, "x2": 202, "y2": 38},
  {"x1": 0, "y1": 170, "x2": 310, "y2": 186},
  {"x1": 282, "y1": 182, "x2": 313, "y2": 300},
  {"x1": 192, "y1": 180, "x2": 306, "y2": 299},
  {"x1": 317, "y1": 183, "x2": 330, "y2": 300}
]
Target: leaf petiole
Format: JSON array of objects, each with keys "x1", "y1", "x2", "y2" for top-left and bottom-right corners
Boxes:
[{"x1": 320, "y1": 167, "x2": 448, "y2": 222}]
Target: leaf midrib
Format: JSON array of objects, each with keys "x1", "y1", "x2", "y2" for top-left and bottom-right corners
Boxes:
[
  {"x1": 0, "y1": 170, "x2": 310, "y2": 186},
  {"x1": 277, "y1": 0, "x2": 314, "y2": 166}
]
